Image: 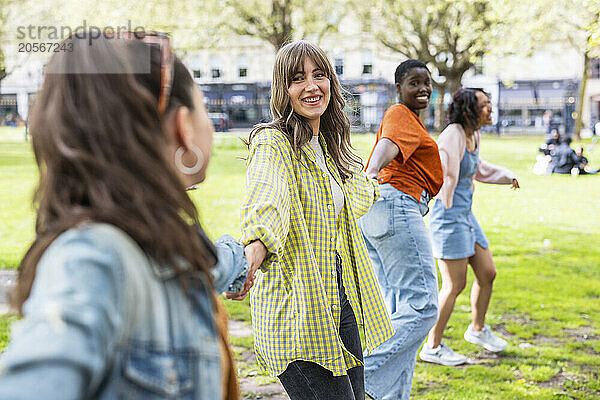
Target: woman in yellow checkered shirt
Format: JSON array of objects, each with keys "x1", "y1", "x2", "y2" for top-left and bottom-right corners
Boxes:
[{"x1": 237, "y1": 41, "x2": 394, "y2": 400}]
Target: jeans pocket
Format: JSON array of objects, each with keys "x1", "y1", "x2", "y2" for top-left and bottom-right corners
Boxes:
[
  {"x1": 360, "y1": 198, "x2": 394, "y2": 240},
  {"x1": 118, "y1": 342, "x2": 219, "y2": 399}
]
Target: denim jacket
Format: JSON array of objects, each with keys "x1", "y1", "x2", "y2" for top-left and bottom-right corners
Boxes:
[{"x1": 0, "y1": 223, "x2": 248, "y2": 399}]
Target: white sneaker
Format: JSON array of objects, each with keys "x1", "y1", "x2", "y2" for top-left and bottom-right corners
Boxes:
[
  {"x1": 464, "y1": 324, "x2": 508, "y2": 352},
  {"x1": 419, "y1": 341, "x2": 467, "y2": 366}
]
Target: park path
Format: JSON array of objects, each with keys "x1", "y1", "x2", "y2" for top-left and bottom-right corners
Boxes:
[
  {"x1": 0, "y1": 270, "x2": 288, "y2": 399},
  {"x1": 228, "y1": 320, "x2": 289, "y2": 400}
]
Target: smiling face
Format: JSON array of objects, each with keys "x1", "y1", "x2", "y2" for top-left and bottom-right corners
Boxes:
[
  {"x1": 396, "y1": 67, "x2": 432, "y2": 114},
  {"x1": 287, "y1": 57, "x2": 331, "y2": 134},
  {"x1": 475, "y1": 90, "x2": 492, "y2": 129}
]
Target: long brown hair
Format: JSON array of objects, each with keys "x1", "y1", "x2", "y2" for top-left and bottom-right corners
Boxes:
[
  {"x1": 11, "y1": 32, "x2": 216, "y2": 312},
  {"x1": 248, "y1": 40, "x2": 362, "y2": 181}
]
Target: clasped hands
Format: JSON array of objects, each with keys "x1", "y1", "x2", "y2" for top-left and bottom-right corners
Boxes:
[{"x1": 224, "y1": 240, "x2": 267, "y2": 301}]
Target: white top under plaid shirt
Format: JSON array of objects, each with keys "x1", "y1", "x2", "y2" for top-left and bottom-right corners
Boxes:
[{"x1": 241, "y1": 128, "x2": 394, "y2": 377}]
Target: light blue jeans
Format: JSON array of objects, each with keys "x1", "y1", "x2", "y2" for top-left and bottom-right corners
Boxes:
[{"x1": 359, "y1": 184, "x2": 439, "y2": 400}]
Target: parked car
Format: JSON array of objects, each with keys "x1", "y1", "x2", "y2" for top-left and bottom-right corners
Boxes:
[{"x1": 208, "y1": 112, "x2": 231, "y2": 132}]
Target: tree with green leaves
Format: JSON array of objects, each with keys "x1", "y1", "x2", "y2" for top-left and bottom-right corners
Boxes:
[
  {"x1": 0, "y1": 0, "x2": 15, "y2": 82},
  {"x1": 509, "y1": 0, "x2": 600, "y2": 139},
  {"x1": 358, "y1": 0, "x2": 498, "y2": 130},
  {"x1": 559, "y1": 0, "x2": 600, "y2": 139},
  {"x1": 223, "y1": 0, "x2": 345, "y2": 51}
]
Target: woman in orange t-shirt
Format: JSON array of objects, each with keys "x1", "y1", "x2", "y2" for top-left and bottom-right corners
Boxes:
[{"x1": 359, "y1": 59, "x2": 443, "y2": 400}]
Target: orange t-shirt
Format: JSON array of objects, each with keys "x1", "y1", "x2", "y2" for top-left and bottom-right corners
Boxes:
[{"x1": 366, "y1": 104, "x2": 443, "y2": 201}]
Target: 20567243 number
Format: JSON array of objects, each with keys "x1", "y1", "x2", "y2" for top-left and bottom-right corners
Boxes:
[{"x1": 18, "y1": 42, "x2": 73, "y2": 53}]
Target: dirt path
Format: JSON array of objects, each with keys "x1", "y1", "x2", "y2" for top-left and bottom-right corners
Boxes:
[
  {"x1": 228, "y1": 320, "x2": 289, "y2": 400},
  {"x1": 237, "y1": 348, "x2": 289, "y2": 400}
]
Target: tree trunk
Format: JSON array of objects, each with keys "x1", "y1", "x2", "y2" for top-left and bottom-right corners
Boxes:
[
  {"x1": 433, "y1": 83, "x2": 447, "y2": 132},
  {"x1": 434, "y1": 96, "x2": 445, "y2": 132},
  {"x1": 573, "y1": 49, "x2": 590, "y2": 141},
  {"x1": 446, "y1": 76, "x2": 462, "y2": 99},
  {"x1": 433, "y1": 77, "x2": 462, "y2": 133}
]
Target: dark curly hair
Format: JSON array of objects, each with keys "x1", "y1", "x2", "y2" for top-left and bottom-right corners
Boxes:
[
  {"x1": 394, "y1": 59, "x2": 429, "y2": 84},
  {"x1": 447, "y1": 87, "x2": 489, "y2": 130}
]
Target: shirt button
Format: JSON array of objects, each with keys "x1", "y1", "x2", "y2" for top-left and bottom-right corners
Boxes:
[
  {"x1": 327, "y1": 204, "x2": 333, "y2": 210},
  {"x1": 330, "y1": 237, "x2": 336, "y2": 243},
  {"x1": 470, "y1": 228, "x2": 475, "y2": 232},
  {"x1": 331, "y1": 304, "x2": 338, "y2": 310},
  {"x1": 322, "y1": 173, "x2": 328, "y2": 178}
]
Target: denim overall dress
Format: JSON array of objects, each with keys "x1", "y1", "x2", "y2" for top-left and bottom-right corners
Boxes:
[{"x1": 429, "y1": 145, "x2": 490, "y2": 260}]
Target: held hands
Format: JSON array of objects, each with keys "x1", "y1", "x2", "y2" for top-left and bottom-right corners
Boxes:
[
  {"x1": 225, "y1": 240, "x2": 267, "y2": 301},
  {"x1": 511, "y1": 178, "x2": 520, "y2": 190}
]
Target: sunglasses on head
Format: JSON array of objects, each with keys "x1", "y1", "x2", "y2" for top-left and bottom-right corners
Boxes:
[
  {"x1": 118, "y1": 31, "x2": 199, "y2": 192},
  {"x1": 120, "y1": 31, "x2": 174, "y2": 115}
]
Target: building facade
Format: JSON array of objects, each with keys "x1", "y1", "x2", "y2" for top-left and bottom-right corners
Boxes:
[{"x1": 1, "y1": 29, "x2": 598, "y2": 135}]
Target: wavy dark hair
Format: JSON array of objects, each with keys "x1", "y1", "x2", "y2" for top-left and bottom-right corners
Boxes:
[
  {"x1": 248, "y1": 40, "x2": 361, "y2": 181},
  {"x1": 11, "y1": 32, "x2": 216, "y2": 312},
  {"x1": 447, "y1": 87, "x2": 488, "y2": 130}
]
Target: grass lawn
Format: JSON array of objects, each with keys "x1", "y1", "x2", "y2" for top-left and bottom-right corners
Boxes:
[{"x1": 1, "y1": 125, "x2": 599, "y2": 399}]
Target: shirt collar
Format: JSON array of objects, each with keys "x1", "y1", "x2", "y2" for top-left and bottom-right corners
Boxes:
[
  {"x1": 302, "y1": 133, "x2": 333, "y2": 159},
  {"x1": 301, "y1": 133, "x2": 323, "y2": 163}
]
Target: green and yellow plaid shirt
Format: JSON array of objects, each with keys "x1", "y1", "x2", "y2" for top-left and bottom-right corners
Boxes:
[{"x1": 241, "y1": 128, "x2": 393, "y2": 377}]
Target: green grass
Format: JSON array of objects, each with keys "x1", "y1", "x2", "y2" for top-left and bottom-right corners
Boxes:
[{"x1": 1, "y1": 126, "x2": 599, "y2": 398}]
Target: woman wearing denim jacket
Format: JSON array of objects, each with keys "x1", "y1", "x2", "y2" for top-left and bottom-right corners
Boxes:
[
  {"x1": 0, "y1": 32, "x2": 263, "y2": 399},
  {"x1": 359, "y1": 59, "x2": 443, "y2": 400},
  {"x1": 240, "y1": 41, "x2": 393, "y2": 400}
]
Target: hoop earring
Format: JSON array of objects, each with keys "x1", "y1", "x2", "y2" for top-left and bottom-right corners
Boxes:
[{"x1": 175, "y1": 145, "x2": 204, "y2": 175}]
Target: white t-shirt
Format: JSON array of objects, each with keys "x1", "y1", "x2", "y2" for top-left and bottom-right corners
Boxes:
[{"x1": 308, "y1": 135, "x2": 345, "y2": 217}]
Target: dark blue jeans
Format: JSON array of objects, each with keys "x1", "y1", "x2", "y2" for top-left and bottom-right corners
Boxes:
[{"x1": 278, "y1": 256, "x2": 364, "y2": 400}]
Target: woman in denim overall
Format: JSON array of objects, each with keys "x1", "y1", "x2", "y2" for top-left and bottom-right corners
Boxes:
[{"x1": 420, "y1": 88, "x2": 519, "y2": 366}]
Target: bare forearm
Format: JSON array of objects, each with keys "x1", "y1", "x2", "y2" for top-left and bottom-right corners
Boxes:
[{"x1": 365, "y1": 138, "x2": 399, "y2": 178}]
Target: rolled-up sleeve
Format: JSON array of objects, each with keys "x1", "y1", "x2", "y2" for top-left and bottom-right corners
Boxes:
[
  {"x1": 0, "y1": 230, "x2": 125, "y2": 399},
  {"x1": 380, "y1": 106, "x2": 422, "y2": 164},
  {"x1": 475, "y1": 158, "x2": 516, "y2": 184},
  {"x1": 474, "y1": 131, "x2": 516, "y2": 184},
  {"x1": 241, "y1": 135, "x2": 291, "y2": 271}
]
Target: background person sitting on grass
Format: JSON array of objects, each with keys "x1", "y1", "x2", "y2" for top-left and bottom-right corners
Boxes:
[{"x1": 573, "y1": 146, "x2": 599, "y2": 175}]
